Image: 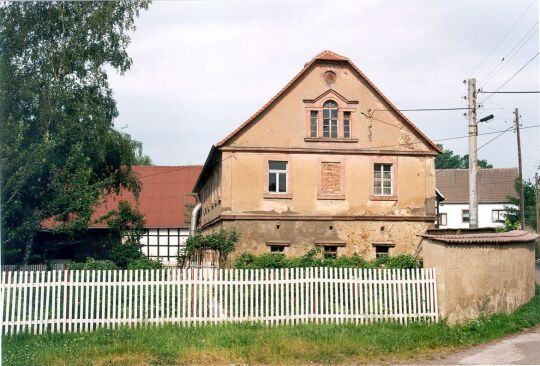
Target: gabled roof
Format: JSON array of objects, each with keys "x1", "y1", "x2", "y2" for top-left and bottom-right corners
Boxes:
[
  {"x1": 215, "y1": 50, "x2": 441, "y2": 152},
  {"x1": 43, "y1": 165, "x2": 203, "y2": 230},
  {"x1": 91, "y1": 165, "x2": 202, "y2": 229},
  {"x1": 436, "y1": 168, "x2": 518, "y2": 204}
]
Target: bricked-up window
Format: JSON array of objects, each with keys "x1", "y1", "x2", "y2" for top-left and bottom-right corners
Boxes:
[
  {"x1": 268, "y1": 161, "x2": 288, "y2": 193},
  {"x1": 321, "y1": 162, "x2": 342, "y2": 195},
  {"x1": 323, "y1": 100, "x2": 338, "y2": 138},
  {"x1": 310, "y1": 111, "x2": 318, "y2": 137},
  {"x1": 492, "y1": 209, "x2": 506, "y2": 223},
  {"x1": 373, "y1": 164, "x2": 392, "y2": 196},
  {"x1": 343, "y1": 111, "x2": 351, "y2": 138},
  {"x1": 462, "y1": 209, "x2": 470, "y2": 223}
]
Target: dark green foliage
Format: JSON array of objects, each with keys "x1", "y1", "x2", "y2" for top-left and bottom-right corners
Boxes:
[
  {"x1": 435, "y1": 144, "x2": 493, "y2": 169},
  {"x1": 0, "y1": 1, "x2": 150, "y2": 264},
  {"x1": 233, "y1": 250, "x2": 417, "y2": 269},
  {"x1": 68, "y1": 258, "x2": 118, "y2": 270},
  {"x1": 504, "y1": 178, "x2": 538, "y2": 230},
  {"x1": 127, "y1": 258, "x2": 163, "y2": 270},
  {"x1": 4, "y1": 287, "x2": 540, "y2": 365},
  {"x1": 180, "y1": 228, "x2": 239, "y2": 267}
]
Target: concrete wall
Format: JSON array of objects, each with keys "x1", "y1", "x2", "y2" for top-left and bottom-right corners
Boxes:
[{"x1": 423, "y1": 239, "x2": 536, "y2": 324}]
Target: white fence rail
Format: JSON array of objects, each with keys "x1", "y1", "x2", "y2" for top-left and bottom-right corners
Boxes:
[
  {"x1": 2, "y1": 264, "x2": 67, "y2": 272},
  {"x1": 1, "y1": 267, "x2": 437, "y2": 335}
]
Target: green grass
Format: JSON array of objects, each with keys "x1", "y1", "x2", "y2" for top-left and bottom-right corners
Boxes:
[{"x1": 3, "y1": 286, "x2": 540, "y2": 366}]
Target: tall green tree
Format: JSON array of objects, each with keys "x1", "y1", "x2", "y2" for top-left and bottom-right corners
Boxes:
[
  {"x1": 0, "y1": 1, "x2": 150, "y2": 264},
  {"x1": 435, "y1": 144, "x2": 493, "y2": 169},
  {"x1": 504, "y1": 179, "x2": 538, "y2": 230}
]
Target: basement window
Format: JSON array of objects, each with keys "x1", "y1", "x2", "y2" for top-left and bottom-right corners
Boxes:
[
  {"x1": 374, "y1": 245, "x2": 390, "y2": 257},
  {"x1": 323, "y1": 246, "x2": 338, "y2": 259},
  {"x1": 270, "y1": 246, "x2": 285, "y2": 253}
]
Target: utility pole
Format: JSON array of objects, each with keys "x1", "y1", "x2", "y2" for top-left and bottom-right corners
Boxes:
[
  {"x1": 468, "y1": 78, "x2": 478, "y2": 228},
  {"x1": 535, "y1": 172, "x2": 539, "y2": 234},
  {"x1": 514, "y1": 108, "x2": 525, "y2": 230}
]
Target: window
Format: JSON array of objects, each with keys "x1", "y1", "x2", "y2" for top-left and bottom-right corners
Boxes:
[
  {"x1": 323, "y1": 100, "x2": 338, "y2": 138},
  {"x1": 373, "y1": 164, "x2": 392, "y2": 196},
  {"x1": 269, "y1": 245, "x2": 285, "y2": 253},
  {"x1": 374, "y1": 245, "x2": 390, "y2": 257},
  {"x1": 343, "y1": 111, "x2": 351, "y2": 138},
  {"x1": 310, "y1": 111, "x2": 318, "y2": 137},
  {"x1": 492, "y1": 209, "x2": 506, "y2": 223},
  {"x1": 139, "y1": 228, "x2": 187, "y2": 263},
  {"x1": 320, "y1": 162, "x2": 342, "y2": 196},
  {"x1": 323, "y1": 245, "x2": 338, "y2": 259},
  {"x1": 268, "y1": 161, "x2": 288, "y2": 193},
  {"x1": 462, "y1": 209, "x2": 470, "y2": 223},
  {"x1": 438, "y1": 213, "x2": 447, "y2": 226}
]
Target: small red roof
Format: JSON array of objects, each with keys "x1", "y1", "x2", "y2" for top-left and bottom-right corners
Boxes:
[
  {"x1": 421, "y1": 230, "x2": 539, "y2": 244},
  {"x1": 90, "y1": 165, "x2": 202, "y2": 229}
]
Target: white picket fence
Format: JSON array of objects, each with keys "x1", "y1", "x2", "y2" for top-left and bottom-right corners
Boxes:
[
  {"x1": 1, "y1": 267, "x2": 438, "y2": 335},
  {"x1": 2, "y1": 264, "x2": 67, "y2": 272}
]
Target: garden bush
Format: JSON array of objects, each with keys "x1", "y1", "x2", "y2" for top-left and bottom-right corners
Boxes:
[
  {"x1": 233, "y1": 250, "x2": 419, "y2": 269},
  {"x1": 127, "y1": 258, "x2": 163, "y2": 270},
  {"x1": 68, "y1": 258, "x2": 118, "y2": 270}
]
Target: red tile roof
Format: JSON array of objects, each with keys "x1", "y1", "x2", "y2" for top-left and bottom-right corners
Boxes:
[
  {"x1": 436, "y1": 168, "x2": 518, "y2": 203},
  {"x1": 421, "y1": 230, "x2": 539, "y2": 244},
  {"x1": 90, "y1": 165, "x2": 202, "y2": 229},
  {"x1": 216, "y1": 50, "x2": 441, "y2": 152},
  {"x1": 43, "y1": 165, "x2": 203, "y2": 230}
]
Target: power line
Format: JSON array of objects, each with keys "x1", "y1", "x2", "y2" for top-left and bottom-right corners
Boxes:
[
  {"x1": 478, "y1": 90, "x2": 539, "y2": 94},
  {"x1": 477, "y1": 125, "x2": 515, "y2": 151},
  {"x1": 480, "y1": 52, "x2": 540, "y2": 103},
  {"x1": 479, "y1": 21, "x2": 539, "y2": 88},
  {"x1": 372, "y1": 107, "x2": 470, "y2": 113},
  {"x1": 471, "y1": 0, "x2": 536, "y2": 77}
]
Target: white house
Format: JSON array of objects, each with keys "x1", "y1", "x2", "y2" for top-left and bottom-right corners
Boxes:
[{"x1": 436, "y1": 168, "x2": 518, "y2": 229}]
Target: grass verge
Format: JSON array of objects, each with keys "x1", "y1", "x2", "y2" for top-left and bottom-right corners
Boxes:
[{"x1": 3, "y1": 286, "x2": 540, "y2": 366}]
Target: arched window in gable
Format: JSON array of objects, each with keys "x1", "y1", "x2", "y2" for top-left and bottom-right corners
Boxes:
[{"x1": 323, "y1": 100, "x2": 338, "y2": 138}]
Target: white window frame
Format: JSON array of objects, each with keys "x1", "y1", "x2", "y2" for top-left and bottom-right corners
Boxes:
[
  {"x1": 492, "y1": 209, "x2": 506, "y2": 223},
  {"x1": 310, "y1": 111, "x2": 318, "y2": 138},
  {"x1": 462, "y1": 209, "x2": 470, "y2": 223},
  {"x1": 373, "y1": 163, "x2": 393, "y2": 196},
  {"x1": 268, "y1": 161, "x2": 288, "y2": 194},
  {"x1": 438, "y1": 213, "x2": 447, "y2": 226}
]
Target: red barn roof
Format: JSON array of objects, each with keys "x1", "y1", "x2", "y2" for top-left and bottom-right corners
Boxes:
[
  {"x1": 90, "y1": 165, "x2": 202, "y2": 229},
  {"x1": 43, "y1": 165, "x2": 203, "y2": 230}
]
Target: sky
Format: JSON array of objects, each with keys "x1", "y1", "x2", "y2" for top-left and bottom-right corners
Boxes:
[{"x1": 108, "y1": 0, "x2": 540, "y2": 179}]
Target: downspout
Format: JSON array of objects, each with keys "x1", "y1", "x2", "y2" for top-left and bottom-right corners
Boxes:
[{"x1": 190, "y1": 196, "x2": 202, "y2": 237}]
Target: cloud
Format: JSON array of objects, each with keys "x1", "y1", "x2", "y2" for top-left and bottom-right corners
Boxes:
[{"x1": 108, "y1": 0, "x2": 539, "y2": 177}]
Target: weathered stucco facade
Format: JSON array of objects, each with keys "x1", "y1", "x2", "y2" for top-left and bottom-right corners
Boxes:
[
  {"x1": 194, "y1": 51, "x2": 440, "y2": 259},
  {"x1": 422, "y1": 230, "x2": 538, "y2": 324}
]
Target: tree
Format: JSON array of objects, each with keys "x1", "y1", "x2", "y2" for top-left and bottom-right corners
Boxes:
[
  {"x1": 435, "y1": 144, "x2": 493, "y2": 169},
  {"x1": 0, "y1": 1, "x2": 150, "y2": 264},
  {"x1": 504, "y1": 178, "x2": 537, "y2": 230}
]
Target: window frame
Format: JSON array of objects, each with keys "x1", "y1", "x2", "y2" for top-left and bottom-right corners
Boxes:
[
  {"x1": 369, "y1": 157, "x2": 398, "y2": 201},
  {"x1": 310, "y1": 111, "x2": 318, "y2": 138},
  {"x1": 264, "y1": 157, "x2": 292, "y2": 199},
  {"x1": 492, "y1": 209, "x2": 506, "y2": 223},
  {"x1": 140, "y1": 228, "x2": 186, "y2": 263},
  {"x1": 462, "y1": 209, "x2": 470, "y2": 223},
  {"x1": 266, "y1": 241, "x2": 290, "y2": 253},
  {"x1": 438, "y1": 213, "x2": 447, "y2": 226},
  {"x1": 372, "y1": 242, "x2": 394, "y2": 258}
]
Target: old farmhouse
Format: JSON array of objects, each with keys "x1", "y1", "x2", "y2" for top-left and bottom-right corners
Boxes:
[{"x1": 194, "y1": 51, "x2": 441, "y2": 259}]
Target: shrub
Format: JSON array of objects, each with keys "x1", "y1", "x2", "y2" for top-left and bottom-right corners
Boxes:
[
  {"x1": 232, "y1": 251, "x2": 419, "y2": 269},
  {"x1": 180, "y1": 228, "x2": 239, "y2": 267},
  {"x1": 68, "y1": 258, "x2": 118, "y2": 270},
  {"x1": 127, "y1": 258, "x2": 163, "y2": 270}
]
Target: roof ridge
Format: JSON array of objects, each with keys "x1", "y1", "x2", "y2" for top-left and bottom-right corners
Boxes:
[{"x1": 215, "y1": 51, "x2": 441, "y2": 152}]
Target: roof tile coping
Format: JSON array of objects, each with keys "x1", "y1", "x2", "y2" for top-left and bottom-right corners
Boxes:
[{"x1": 420, "y1": 230, "x2": 540, "y2": 244}]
